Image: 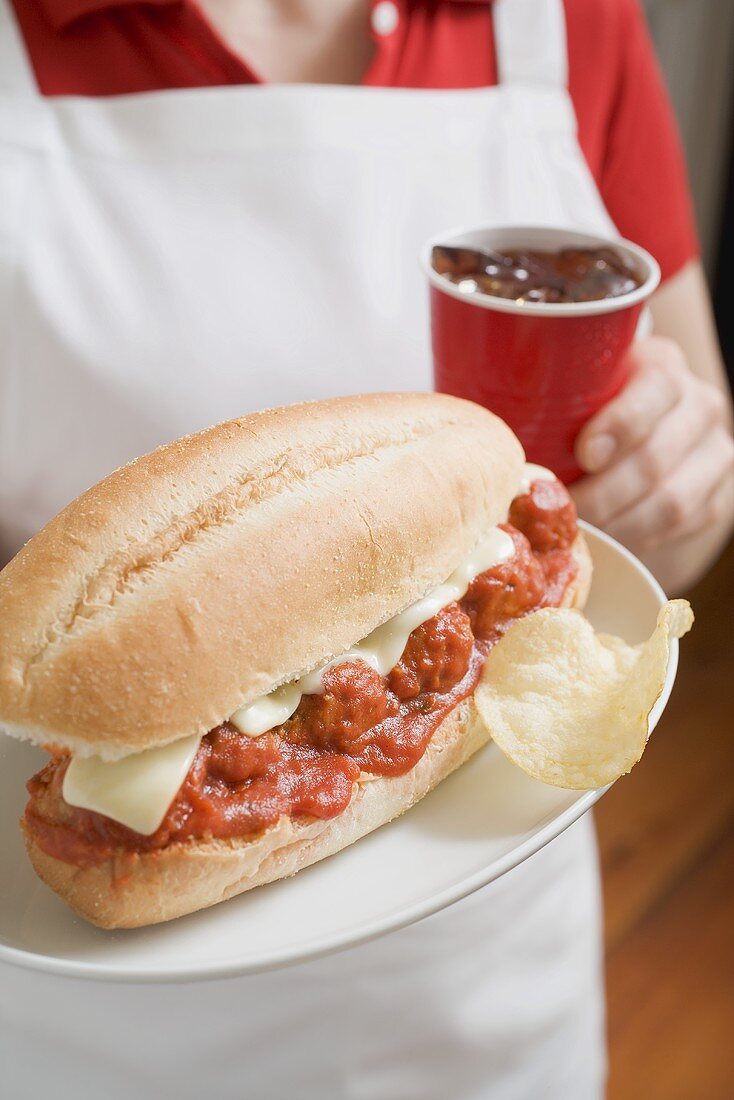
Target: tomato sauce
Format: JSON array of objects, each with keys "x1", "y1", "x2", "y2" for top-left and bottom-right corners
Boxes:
[{"x1": 25, "y1": 480, "x2": 579, "y2": 867}]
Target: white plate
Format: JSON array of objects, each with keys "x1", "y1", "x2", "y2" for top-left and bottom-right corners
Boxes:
[{"x1": 0, "y1": 523, "x2": 677, "y2": 983}]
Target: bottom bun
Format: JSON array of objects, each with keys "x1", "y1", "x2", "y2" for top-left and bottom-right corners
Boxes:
[
  {"x1": 24, "y1": 534, "x2": 591, "y2": 930},
  {"x1": 24, "y1": 701, "x2": 491, "y2": 929}
]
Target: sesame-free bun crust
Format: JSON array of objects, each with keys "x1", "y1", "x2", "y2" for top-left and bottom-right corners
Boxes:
[
  {"x1": 23, "y1": 537, "x2": 590, "y2": 929},
  {"x1": 0, "y1": 394, "x2": 523, "y2": 759}
]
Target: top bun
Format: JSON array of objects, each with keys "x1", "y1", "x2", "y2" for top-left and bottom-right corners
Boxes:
[{"x1": 0, "y1": 394, "x2": 523, "y2": 759}]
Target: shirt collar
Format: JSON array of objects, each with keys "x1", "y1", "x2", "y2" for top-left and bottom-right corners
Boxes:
[{"x1": 39, "y1": 0, "x2": 489, "y2": 33}]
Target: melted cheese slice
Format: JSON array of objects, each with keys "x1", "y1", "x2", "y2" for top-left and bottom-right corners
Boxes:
[
  {"x1": 62, "y1": 734, "x2": 200, "y2": 836},
  {"x1": 517, "y1": 462, "x2": 555, "y2": 496}
]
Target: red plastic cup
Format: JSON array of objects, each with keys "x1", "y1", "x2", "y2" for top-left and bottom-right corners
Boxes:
[{"x1": 422, "y1": 225, "x2": 660, "y2": 483}]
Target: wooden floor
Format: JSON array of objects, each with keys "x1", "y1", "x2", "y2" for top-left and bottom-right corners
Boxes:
[{"x1": 596, "y1": 537, "x2": 734, "y2": 1099}]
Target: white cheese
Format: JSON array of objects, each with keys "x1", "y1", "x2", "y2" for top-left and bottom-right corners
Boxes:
[
  {"x1": 517, "y1": 462, "x2": 556, "y2": 496},
  {"x1": 62, "y1": 734, "x2": 200, "y2": 836}
]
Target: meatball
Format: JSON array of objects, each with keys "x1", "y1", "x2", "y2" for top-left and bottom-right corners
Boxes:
[
  {"x1": 206, "y1": 723, "x2": 282, "y2": 785},
  {"x1": 388, "y1": 603, "x2": 474, "y2": 701},
  {"x1": 461, "y1": 526, "x2": 545, "y2": 638},
  {"x1": 508, "y1": 478, "x2": 577, "y2": 552},
  {"x1": 290, "y1": 660, "x2": 396, "y2": 753}
]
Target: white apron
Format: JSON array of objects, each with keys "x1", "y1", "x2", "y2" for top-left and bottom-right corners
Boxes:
[{"x1": 0, "y1": 1, "x2": 608, "y2": 1096}]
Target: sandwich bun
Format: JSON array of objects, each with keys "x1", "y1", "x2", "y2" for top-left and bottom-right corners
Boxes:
[
  {"x1": 22, "y1": 536, "x2": 591, "y2": 929},
  {"x1": 0, "y1": 393, "x2": 523, "y2": 760}
]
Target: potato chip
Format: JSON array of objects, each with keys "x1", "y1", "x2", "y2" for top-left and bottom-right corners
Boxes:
[{"x1": 474, "y1": 600, "x2": 693, "y2": 790}]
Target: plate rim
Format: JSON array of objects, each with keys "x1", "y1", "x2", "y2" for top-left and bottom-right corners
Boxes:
[{"x1": 0, "y1": 522, "x2": 676, "y2": 983}]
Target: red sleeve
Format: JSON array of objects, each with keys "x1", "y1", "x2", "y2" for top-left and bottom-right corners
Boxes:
[{"x1": 569, "y1": 0, "x2": 699, "y2": 282}]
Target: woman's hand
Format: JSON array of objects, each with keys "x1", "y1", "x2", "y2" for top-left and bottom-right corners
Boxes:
[{"x1": 571, "y1": 336, "x2": 734, "y2": 555}]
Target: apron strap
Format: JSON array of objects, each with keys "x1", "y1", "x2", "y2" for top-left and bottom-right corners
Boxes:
[
  {"x1": 493, "y1": 0, "x2": 569, "y2": 88},
  {"x1": 0, "y1": 0, "x2": 39, "y2": 94}
]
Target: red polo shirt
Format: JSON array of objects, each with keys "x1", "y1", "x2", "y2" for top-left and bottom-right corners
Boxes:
[{"x1": 9, "y1": 0, "x2": 698, "y2": 281}]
